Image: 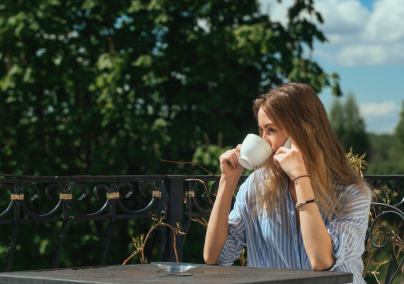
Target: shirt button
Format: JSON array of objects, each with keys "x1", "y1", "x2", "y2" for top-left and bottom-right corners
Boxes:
[{"x1": 294, "y1": 237, "x2": 298, "y2": 240}]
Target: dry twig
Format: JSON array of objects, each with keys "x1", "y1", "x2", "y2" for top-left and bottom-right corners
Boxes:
[
  {"x1": 192, "y1": 216, "x2": 209, "y2": 228},
  {"x1": 159, "y1": 159, "x2": 221, "y2": 177},
  {"x1": 123, "y1": 213, "x2": 185, "y2": 265},
  {"x1": 185, "y1": 179, "x2": 213, "y2": 204}
]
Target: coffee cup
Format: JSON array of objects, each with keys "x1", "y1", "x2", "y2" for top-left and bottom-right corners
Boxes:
[{"x1": 237, "y1": 134, "x2": 291, "y2": 170}]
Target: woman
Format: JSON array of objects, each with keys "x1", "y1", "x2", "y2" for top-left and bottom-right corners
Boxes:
[{"x1": 203, "y1": 83, "x2": 371, "y2": 284}]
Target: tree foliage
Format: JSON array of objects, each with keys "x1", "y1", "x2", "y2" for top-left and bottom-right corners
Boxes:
[
  {"x1": 395, "y1": 100, "x2": 404, "y2": 151},
  {"x1": 0, "y1": 0, "x2": 340, "y2": 177},
  {"x1": 329, "y1": 92, "x2": 369, "y2": 156},
  {"x1": 366, "y1": 102, "x2": 404, "y2": 175}
]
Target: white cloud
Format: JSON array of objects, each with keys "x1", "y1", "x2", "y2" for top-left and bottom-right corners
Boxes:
[
  {"x1": 316, "y1": 0, "x2": 369, "y2": 40},
  {"x1": 260, "y1": 0, "x2": 294, "y2": 26},
  {"x1": 338, "y1": 44, "x2": 404, "y2": 65},
  {"x1": 359, "y1": 101, "x2": 401, "y2": 133},
  {"x1": 337, "y1": 43, "x2": 404, "y2": 65},
  {"x1": 259, "y1": 0, "x2": 404, "y2": 66},
  {"x1": 363, "y1": 0, "x2": 404, "y2": 42},
  {"x1": 359, "y1": 101, "x2": 400, "y2": 116}
]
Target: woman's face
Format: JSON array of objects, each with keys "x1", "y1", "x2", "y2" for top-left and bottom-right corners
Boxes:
[{"x1": 258, "y1": 108, "x2": 289, "y2": 158}]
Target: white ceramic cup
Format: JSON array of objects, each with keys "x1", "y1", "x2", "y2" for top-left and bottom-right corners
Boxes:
[{"x1": 237, "y1": 134, "x2": 291, "y2": 170}]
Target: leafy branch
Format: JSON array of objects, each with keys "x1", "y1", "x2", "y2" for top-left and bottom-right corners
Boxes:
[
  {"x1": 191, "y1": 216, "x2": 209, "y2": 228},
  {"x1": 123, "y1": 212, "x2": 185, "y2": 265},
  {"x1": 346, "y1": 147, "x2": 369, "y2": 178},
  {"x1": 369, "y1": 259, "x2": 390, "y2": 284},
  {"x1": 350, "y1": 147, "x2": 404, "y2": 282},
  {"x1": 239, "y1": 248, "x2": 247, "y2": 266}
]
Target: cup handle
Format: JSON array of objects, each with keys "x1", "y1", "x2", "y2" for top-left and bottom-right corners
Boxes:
[{"x1": 237, "y1": 156, "x2": 253, "y2": 170}]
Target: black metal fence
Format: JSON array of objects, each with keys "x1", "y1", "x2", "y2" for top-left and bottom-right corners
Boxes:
[{"x1": 0, "y1": 174, "x2": 404, "y2": 283}]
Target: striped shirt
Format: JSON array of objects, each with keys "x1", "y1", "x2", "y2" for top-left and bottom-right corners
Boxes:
[{"x1": 217, "y1": 172, "x2": 371, "y2": 284}]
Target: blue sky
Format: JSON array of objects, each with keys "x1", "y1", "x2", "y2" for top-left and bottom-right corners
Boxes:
[{"x1": 259, "y1": 0, "x2": 404, "y2": 134}]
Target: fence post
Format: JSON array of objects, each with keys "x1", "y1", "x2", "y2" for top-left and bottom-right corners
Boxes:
[
  {"x1": 162, "y1": 175, "x2": 184, "y2": 262},
  {"x1": 4, "y1": 183, "x2": 21, "y2": 272}
]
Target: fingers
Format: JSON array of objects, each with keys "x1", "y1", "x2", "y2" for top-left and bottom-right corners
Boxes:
[
  {"x1": 221, "y1": 148, "x2": 243, "y2": 168},
  {"x1": 273, "y1": 145, "x2": 289, "y2": 168},
  {"x1": 273, "y1": 156, "x2": 282, "y2": 168},
  {"x1": 235, "y1": 144, "x2": 242, "y2": 157},
  {"x1": 274, "y1": 146, "x2": 288, "y2": 156},
  {"x1": 275, "y1": 141, "x2": 300, "y2": 156},
  {"x1": 232, "y1": 145, "x2": 242, "y2": 167},
  {"x1": 231, "y1": 154, "x2": 242, "y2": 168},
  {"x1": 273, "y1": 139, "x2": 302, "y2": 170},
  {"x1": 226, "y1": 151, "x2": 237, "y2": 168}
]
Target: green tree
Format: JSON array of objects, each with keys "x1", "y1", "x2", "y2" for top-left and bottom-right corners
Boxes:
[
  {"x1": 366, "y1": 101, "x2": 404, "y2": 175},
  {"x1": 395, "y1": 100, "x2": 404, "y2": 150},
  {"x1": 0, "y1": 0, "x2": 341, "y2": 270},
  {"x1": 329, "y1": 96, "x2": 344, "y2": 142},
  {"x1": 329, "y1": 92, "x2": 369, "y2": 155},
  {"x1": 0, "y1": 0, "x2": 341, "y2": 177}
]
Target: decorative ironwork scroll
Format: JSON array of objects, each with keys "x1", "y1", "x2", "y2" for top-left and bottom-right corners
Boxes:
[
  {"x1": 1, "y1": 173, "x2": 404, "y2": 284},
  {"x1": 0, "y1": 175, "x2": 165, "y2": 271}
]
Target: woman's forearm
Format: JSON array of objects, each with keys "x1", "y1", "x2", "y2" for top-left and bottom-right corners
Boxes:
[
  {"x1": 295, "y1": 177, "x2": 335, "y2": 271},
  {"x1": 203, "y1": 177, "x2": 238, "y2": 264}
]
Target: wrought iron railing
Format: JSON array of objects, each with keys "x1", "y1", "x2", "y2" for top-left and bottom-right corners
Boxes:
[
  {"x1": 0, "y1": 175, "x2": 166, "y2": 271},
  {"x1": 0, "y1": 175, "x2": 404, "y2": 283},
  {"x1": 364, "y1": 175, "x2": 404, "y2": 284}
]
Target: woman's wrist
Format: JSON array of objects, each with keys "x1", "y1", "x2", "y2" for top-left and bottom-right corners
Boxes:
[
  {"x1": 292, "y1": 174, "x2": 309, "y2": 184},
  {"x1": 220, "y1": 176, "x2": 239, "y2": 192},
  {"x1": 220, "y1": 174, "x2": 240, "y2": 183},
  {"x1": 294, "y1": 174, "x2": 316, "y2": 201},
  {"x1": 290, "y1": 171, "x2": 308, "y2": 181}
]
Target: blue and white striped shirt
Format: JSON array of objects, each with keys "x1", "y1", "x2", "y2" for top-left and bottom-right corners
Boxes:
[{"x1": 217, "y1": 172, "x2": 371, "y2": 284}]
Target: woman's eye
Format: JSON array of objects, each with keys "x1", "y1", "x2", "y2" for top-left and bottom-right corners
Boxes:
[{"x1": 259, "y1": 128, "x2": 276, "y2": 135}]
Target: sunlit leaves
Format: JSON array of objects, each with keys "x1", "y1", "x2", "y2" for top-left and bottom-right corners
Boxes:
[
  {"x1": 346, "y1": 147, "x2": 369, "y2": 178},
  {"x1": 132, "y1": 55, "x2": 153, "y2": 68},
  {"x1": 97, "y1": 53, "x2": 115, "y2": 70}
]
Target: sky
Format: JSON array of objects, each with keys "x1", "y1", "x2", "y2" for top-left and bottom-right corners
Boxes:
[{"x1": 259, "y1": 0, "x2": 404, "y2": 134}]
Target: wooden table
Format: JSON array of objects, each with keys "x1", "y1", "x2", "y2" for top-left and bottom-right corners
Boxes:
[{"x1": 0, "y1": 263, "x2": 353, "y2": 284}]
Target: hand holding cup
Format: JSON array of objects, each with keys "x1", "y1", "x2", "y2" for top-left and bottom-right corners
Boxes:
[
  {"x1": 237, "y1": 134, "x2": 291, "y2": 170},
  {"x1": 219, "y1": 144, "x2": 244, "y2": 181}
]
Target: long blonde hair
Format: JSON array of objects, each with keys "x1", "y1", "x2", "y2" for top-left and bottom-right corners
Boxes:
[{"x1": 251, "y1": 83, "x2": 369, "y2": 219}]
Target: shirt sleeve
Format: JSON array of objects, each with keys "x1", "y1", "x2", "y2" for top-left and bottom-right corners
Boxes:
[
  {"x1": 216, "y1": 175, "x2": 252, "y2": 266},
  {"x1": 325, "y1": 184, "x2": 371, "y2": 270}
]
